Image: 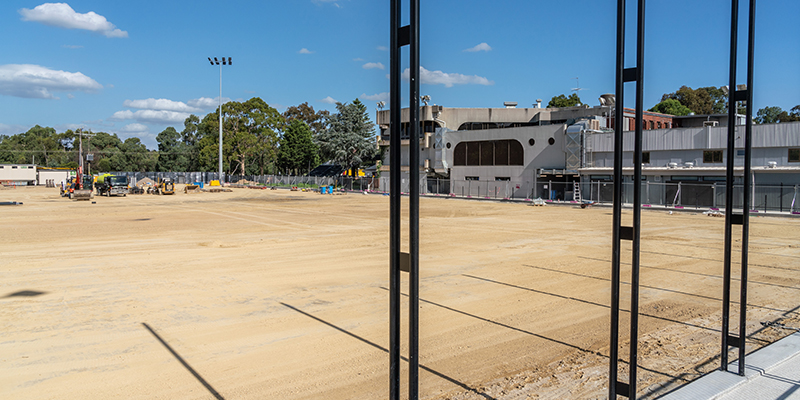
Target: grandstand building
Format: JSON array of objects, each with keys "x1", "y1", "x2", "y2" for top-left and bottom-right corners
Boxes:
[{"x1": 376, "y1": 99, "x2": 800, "y2": 207}]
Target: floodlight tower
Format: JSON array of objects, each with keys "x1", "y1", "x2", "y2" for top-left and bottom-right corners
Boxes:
[{"x1": 208, "y1": 56, "x2": 232, "y2": 182}]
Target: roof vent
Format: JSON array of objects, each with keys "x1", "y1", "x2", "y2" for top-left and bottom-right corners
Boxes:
[
  {"x1": 668, "y1": 162, "x2": 678, "y2": 169},
  {"x1": 504, "y1": 102, "x2": 517, "y2": 109},
  {"x1": 768, "y1": 161, "x2": 778, "y2": 168},
  {"x1": 685, "y1": 162, "x2": 694, "y2": 168}
]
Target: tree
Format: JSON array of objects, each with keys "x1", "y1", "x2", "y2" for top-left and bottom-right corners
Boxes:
[
  {"x1": 649, "y1": 98, "x2": 692, "y2": 116},
  {"x1": 755, "y1": 105, "x2": 800, "y2": 124},
  {"x1": 316, "y1": 99, "x2": 378, "y2": 176},
  {"x1": 156, "y1": 127, "x2": 191, "y2": 171},
  {"x1": 547, "y1": 93, "x2": 582, "y2": 108},
  {"x1": 660, "y1": 86, "x2": 729, "y2": 115},
  {"x1": 277, "y1": 120, "x2": 319, "y2": 174},
  {"x1": 283, "y1": 102, "x2": 330, "y2": 136},
  {"x1": 755, "y1": 106, "x2": 783, "y2": 124},
  {"x1": 195, "y1": 97, "x2": 283, "y2": 176}
]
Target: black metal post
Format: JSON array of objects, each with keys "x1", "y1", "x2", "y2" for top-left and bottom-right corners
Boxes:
[
  {"x1": 629, "y1": 1, "x2": 645, "y2": 395},
  {"x1": 388, "y1": 0, "x2": 401, "y2": 397},
  {"x1": 408, "y1": 0, "x2": 421, "y2": 397},
  {"x1": 739, "y1": 0, "x2": 756, "y2": 376},
  {"x1": 722, "y1": 0, "x2": 755, "y2": 377},
  {"x1": 610, "y1": 1, "x2": 645, "y2": 398},
  {"x1": 609, "y1": 0, "x2": 626, "y2": 398},
  {"x1": 721, "y1": 0, "x2": 739, "y2": 371},
  {"x1": 389, "y1": 0, "x2": 420, "y2": 398}
]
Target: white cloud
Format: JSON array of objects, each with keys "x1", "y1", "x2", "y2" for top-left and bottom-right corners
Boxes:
[
  {"x1": 121, "y1": 123, "x2": 148, "y2": 133},
  {"x1": 66, "y1": 93, "x2": 75, "y2": 99},
  {"x1": 123, "y1": 98, "x2": 202, "y2": 113},
  {"x1": 363, "y1": 62, "x2": 385, "y2": 70},
  {"x1": 320, "y1": 96, "x2": 338, "y2": 104},
  {"x1": 401, "y1": 66, "x2": 494, "y2": 88},
  {"x1": 109, "y1": 109, "x2": 189, "y2": 125},
  {"x1": 0, "y1": 123, "x2": 29, "y2": 135},
  {"x1": 0, "y1": 64, "x2": 102, "y2": 99},
  {"x1": 377, "y1": 46, "x2": 388, "y2": 51},
  {"x1": 298, "y1": 48, "x2": 314, "y2": 54},
  {"x1": 19, "y1": 3, "x2": 128, "y2": 38},
  {"x1": 464, "y1": 42, "x2": 492, "y2": 52},
  {"x1": 360, "y1": 92, "x2": 389, "y2": 102},
  {"x1": 312, "y1": 0, "x2": 341, "y2": 7},
  {"x1": 187, "y1": 96, "x2": 231, "y2": 109}
]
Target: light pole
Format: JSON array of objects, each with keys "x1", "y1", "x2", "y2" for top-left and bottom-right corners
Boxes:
[{"x1": 208, "y1": 56, "x2": 232, "y2": 182}]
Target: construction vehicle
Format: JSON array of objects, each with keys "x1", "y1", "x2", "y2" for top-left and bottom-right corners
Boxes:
[
  {"x1": 68, "y1": 174, "x2": 94, "y2": 200},
  {"x1": 95, "y1": 174, "x2": 129, "y2": 197},
  {"x1": 148, "y1": 177, "x2": 175, "y2": 195}
]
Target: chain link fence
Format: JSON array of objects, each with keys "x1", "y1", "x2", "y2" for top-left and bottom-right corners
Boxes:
[{"x1": 108, "y1": 172, "x2": 800, "y2": 213}]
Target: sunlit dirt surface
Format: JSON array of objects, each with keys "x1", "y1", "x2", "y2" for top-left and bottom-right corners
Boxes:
[{"x1": 2, "y1": 186, "x2": 798, "y2": 399}]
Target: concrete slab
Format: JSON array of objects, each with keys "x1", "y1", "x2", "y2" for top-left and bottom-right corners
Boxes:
[{"x1": 659, "y1": 332, "x2": 800, "y2": 400}]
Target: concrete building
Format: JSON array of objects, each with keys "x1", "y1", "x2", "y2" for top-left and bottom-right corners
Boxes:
[{"x1": 377, "y1": 99, "x2": 800, "y2": 209}]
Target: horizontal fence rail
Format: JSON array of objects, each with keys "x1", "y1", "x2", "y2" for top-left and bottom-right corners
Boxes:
[{"x1": 104, "y1": 172, "x2": 800, "y2": 214}]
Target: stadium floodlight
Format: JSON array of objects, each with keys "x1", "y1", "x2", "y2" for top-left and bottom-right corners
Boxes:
[
  {"x1": 377, "y1": 101, "x2": 385, "y2": 110},
  {"x1": 228, "y1": 57, "x2": 232, "y2": 65},
  {"x1": 209, "y1": 56, "x2": 232, "y2": 183}
]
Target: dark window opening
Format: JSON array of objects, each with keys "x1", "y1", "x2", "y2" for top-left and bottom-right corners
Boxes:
[
  {"x1": 528, "y1": 138, "x2": 535, "y2": 146},
  {"x1": 789, "y1": 148, "x2": 800, "y2": 162},
  {"x1": 548, "y1": 137, "x2": 555, "y2": 145},
  {"x1": 480, "y1": 141, "x2": 494, "y2": 166},
  {"x1": 453, "y1": 142, "x2": 466, "y2": 166},
  {"x1": 446, "y1": 142, "x2": 451, "y2": 149},
  {"x1": 495, "y1": 177, "x2": 511, "y2": 181},
  {"x1": 703, "y1": 150, "x2": 723, "y2": 163},
  {"x1": 495, "y1": 141, "x2": 509, "y2": 166},
  {"x1": 509, "y1": 140, "x2": 524, "y2": 165},
  {"x1": 642, "y1": 151, "x2": 650, "y2": 164},
  {"x1": 466, "y1": 141, "x2": 480, "y2": 166},
  {"x1": 465, "y1": 176, "x2": 479, "y2": 181},
  {"x1": 453, "y1": 140, "x2": 524, "y2": 167}
]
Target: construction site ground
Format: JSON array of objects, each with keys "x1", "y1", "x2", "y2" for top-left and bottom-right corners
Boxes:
[{"x1": 2, "y1": 186, "x2": 798, "y2": 400}]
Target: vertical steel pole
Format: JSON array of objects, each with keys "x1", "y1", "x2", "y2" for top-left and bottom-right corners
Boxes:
[
  {"x1": 219, "y1": 61, "x2": 223, "y2": 183},
  {"x1": 408, "y1": 0, "x2": 420, "y2": 397},
  {"x1": 738, "y1": 0, "x2": 756, "y2": 376},
  {"x1": 609, "y1": 1, "x2": 625, "y2": 397},
  {"x1": 629, "y1": 2, "x2": 645, "y2": 396},
  {"x1": 721, "y1": 0, "x2": 739, "y2": 371},
  {"x1": 388, "y1": 0, "x2": 401, "y2": 397}
]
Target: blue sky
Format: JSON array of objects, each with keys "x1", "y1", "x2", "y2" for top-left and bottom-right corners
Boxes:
[{"x1": 1, "y1": 0, "x2": 798, "y2": 149}]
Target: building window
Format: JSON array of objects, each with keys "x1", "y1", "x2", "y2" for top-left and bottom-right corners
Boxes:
[
  {"x1": 495, "y1": 177, "x2": 511, "y2": 181},
  {"x1": 642, "y1": 152, "x2": 650, "y2": 164},
  {"x1": 657, "y1": 122, "x2": 662, "y2": 129},
  {"x1": 528, "y1": 138, "x2": 535, "y2": 146},
  {"x1": 703, "y1": 150, "x2": 723, "y2": 163},
  {"x1": 12, "y1": 166, "x2": 18, "y2": 169},
  {"x1": 548, "y1": 137, "x2": 555, "y2": 145},
  {"x1": 790, "y1": 148, "x2": 800, "y2": 162},
  {"x1": 453, "y1": 140, "x2": 524, "y2": 166},
  {"x1": 465, "y1": 176, "x2": 479, "y2": 181}
]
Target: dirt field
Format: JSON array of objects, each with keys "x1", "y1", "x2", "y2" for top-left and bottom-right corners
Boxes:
[{"x1": 2, "y1": 186, "x2": 798, "y2": 400}]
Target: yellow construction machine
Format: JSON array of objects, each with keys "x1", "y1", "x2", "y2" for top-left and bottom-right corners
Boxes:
[{"x1": 148, "y1": 177, "x2": 175, "y2": 195}]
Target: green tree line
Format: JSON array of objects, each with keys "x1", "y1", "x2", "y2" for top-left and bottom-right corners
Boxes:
[{"x1": 0, "y1": 97, "x2": 379, "y2": 175}]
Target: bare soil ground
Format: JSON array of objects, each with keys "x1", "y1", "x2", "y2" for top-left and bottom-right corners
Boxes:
[{"x1": 1, "y1": 186, "x2": 798, "y2": 400}]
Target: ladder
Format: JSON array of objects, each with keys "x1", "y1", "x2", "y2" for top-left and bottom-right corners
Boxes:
[{"x1": 573, "y1": 181, "x2": 582, "y2": 203}]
